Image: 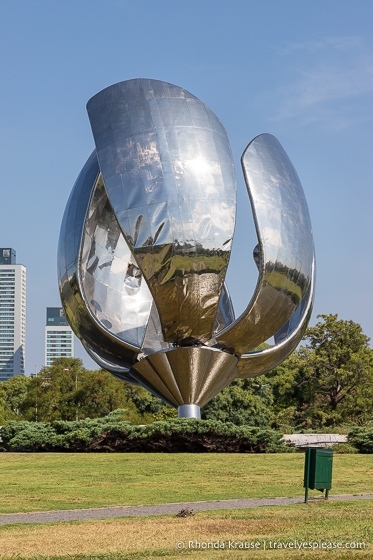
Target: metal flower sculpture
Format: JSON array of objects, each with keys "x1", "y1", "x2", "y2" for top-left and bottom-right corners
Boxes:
[{"x1": 58, "y1": 79, "x2": 315, "y2": 418}]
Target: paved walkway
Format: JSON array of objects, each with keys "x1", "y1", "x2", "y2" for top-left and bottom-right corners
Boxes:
[{"x1": 0, "y1": 494, "x2": 372, "y2": 526}]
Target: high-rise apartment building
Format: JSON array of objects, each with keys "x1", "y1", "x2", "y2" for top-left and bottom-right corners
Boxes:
[
  {"x1": 0, "y1": 248, "x2": 26, "y2": 380},
  {"x1": 45, "y1": 307, "x2": 74, "y2": 366}
]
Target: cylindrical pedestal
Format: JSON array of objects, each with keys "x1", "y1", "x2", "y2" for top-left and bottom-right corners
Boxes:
[{"x1": 178, "y1": 404, "x2": 201, "y2": 419}]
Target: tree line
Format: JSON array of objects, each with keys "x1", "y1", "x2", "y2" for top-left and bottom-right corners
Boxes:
[{"x1": 1, "y1": 314, "x2": 372, "y2": 431}]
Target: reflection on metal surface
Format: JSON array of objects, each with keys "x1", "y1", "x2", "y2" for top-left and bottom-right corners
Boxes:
[
  {"x1": 237, "y1": 257, "x2": 315, "y2": 378},
  {"x1": 58, "y1": 79, "x2": 315, "y2": 418},
  {"x1": 216, "y1": 134, "x2": 314, "y2": 354},
  {"x1": 178, "y1": 404, "x2": 202, "y2": 419},
  {"x1": 87, "y1": 79, "x2": 236, "y2": 345}
]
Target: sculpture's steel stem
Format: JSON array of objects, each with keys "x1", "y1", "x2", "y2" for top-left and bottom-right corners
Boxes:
[{"x1": 178, "y1": 404, "x2": 201, "y2": 419}]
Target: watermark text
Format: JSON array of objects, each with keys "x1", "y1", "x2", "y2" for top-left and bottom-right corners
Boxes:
[{"x1": 175, "y1": 539, "x2": 367, "y2": 551}]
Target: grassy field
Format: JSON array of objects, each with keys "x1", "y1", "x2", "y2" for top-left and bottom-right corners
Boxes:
[
  {"x1": 1, "y1": 453, "x2": 372, "y2": 514},
  {"x1": 1, "y1": 453, "x2": 372, "y2": 559}
]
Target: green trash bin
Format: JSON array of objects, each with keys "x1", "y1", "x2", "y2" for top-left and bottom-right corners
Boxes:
[{"x1": 304, "y1": 447, "x2": 333, "y2": 503}]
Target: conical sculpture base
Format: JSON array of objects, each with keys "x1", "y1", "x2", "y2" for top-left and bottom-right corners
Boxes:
[{"x1": 131, "y1": 346, "x2": 238, "y2": 415}]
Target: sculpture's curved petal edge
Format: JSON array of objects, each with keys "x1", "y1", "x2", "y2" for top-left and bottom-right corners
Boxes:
[
  {"x1": 57, "y1": 152, "x2": 142, "y2": 367},
  {"x1": 84, "y1": 337, "x2": 179, "y2": 406},
  {"x1": 213, "y1": 283, "x2": 235, "y2": 335},
  {"x1": 237, "y1": 256, "x2": 315, "y2": 378},
  {"x1": 79, "y1": 171, "x2": 156, "y2": 351},
  {"x1": 84, "y1": 345, "x2": 137, "y2": 382},
  {"x1": 217, "y1": 133, "x2": 314, "y2": 355}
]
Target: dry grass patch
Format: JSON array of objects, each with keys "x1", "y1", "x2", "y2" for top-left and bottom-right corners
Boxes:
[{"x1": 0, "y1": 500, "x2": 371, "y2": 559}]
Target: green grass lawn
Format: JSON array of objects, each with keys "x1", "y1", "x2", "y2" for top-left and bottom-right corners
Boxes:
[{"x1": 1, "y1": 453, "x2": 372, "y2": 514}]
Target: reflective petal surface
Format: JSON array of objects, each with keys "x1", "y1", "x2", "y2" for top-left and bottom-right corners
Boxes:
[
  {"x1": 237, "y1": 257, "x2": 315, "y2": 377},
  {"x1": 87, "y1": 79, "x2": 236, "y2": 344},
  {"x1": 216, "y1": 134, "x2": 314, "y2": 355},
  {"x1": 58, "y1": 153, "x2": 145, "y2": 369}
]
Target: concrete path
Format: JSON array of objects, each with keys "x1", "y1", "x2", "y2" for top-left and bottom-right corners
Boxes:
[{"x1": 0, "y1": 494, "x2": 372, "y2": 526}]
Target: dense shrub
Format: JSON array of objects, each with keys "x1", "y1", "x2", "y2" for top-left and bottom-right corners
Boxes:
[
  {"x1": 1, "y1": 411, "x2": 131, "y2": 452},
  {"x1": 332, "y1": 443, "x2": 358, "y2": 454},
  {"x1": 348, "y1": 427, "x2": 373, "y2": 453},
  {"x1": 1, "y1": 411, "x2": 290, "y2": 453}
]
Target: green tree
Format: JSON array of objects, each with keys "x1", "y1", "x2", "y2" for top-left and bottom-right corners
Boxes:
[
  {"x1": 123, "y1": 385, "x2": 178, "y2": 421},
  {"x1": 19, "y1": 358, "x2": 155, "y2": 423},
  {"x1": 293, "y1": 314, "x2": 373, "y2": 428},
  {"x1": 77, "y1": 369, "x2": 136, "y2": 419},
  {"x1": 0, "y1": 388, "x2": 16, "y2": 425},
  {"x1": 263, "y1": 353, "x2": 305, "y2": 431},
  {"x1": 20, "y1": 358, "x2": 87, "y2": 422},
  {"x1": 0, "y1": 375, "x2": 30, "y2": 424},
  {"x1": 0, "y1": 375, "x2": 30, "y2": 416},
  {"x1": 202, "y1": 378, "x2": 274, "y2": 427}
]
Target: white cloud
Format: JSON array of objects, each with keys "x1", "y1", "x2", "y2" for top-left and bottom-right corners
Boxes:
[{"x1": 271, "y1": 36, "x2": 373, "y2": 127}]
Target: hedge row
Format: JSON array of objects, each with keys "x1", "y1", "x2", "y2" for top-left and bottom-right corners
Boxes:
[
  {"x1": 1, "y1": 410, "x2": 290, "y2": 453},
  {"x1": 348, "y1": 427, "x2": 373, "y2": 453}
]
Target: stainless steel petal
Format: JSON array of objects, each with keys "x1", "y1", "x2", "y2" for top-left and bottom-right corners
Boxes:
[
  {"x1": 58, "y1": 152, "x2": 144, "y2": 369},
  {"x1": 80, "y1": 173, "x2": 154, "y2": 349},
  {"x1": 237, "y1": 256, "x2": 315, "y2": 377},
  {"x1": 87, "y1": 79, "x2": 236, "y2": 345},
  {"x1": 84, "y1": 345, "x2": 139, "y2": 383},
  {"x1": 216, "y1": 133, "x2": 314, "y2": 355},
  {"x1": 213, "y1": 283, "x2": 235, "y2": 336}
]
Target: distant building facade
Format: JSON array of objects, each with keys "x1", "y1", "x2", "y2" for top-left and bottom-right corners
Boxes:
[
  {"x1": 45, "y1": 307, "x2": 74, "y2": 366},
  {"x1": 0, "y1": 248, "x2": 26, "y2": 380}
]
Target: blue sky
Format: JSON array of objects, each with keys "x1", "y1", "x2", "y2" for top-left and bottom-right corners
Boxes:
[{"x1": 1, "y1": 0, "x2": 372, "y2": 373}]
